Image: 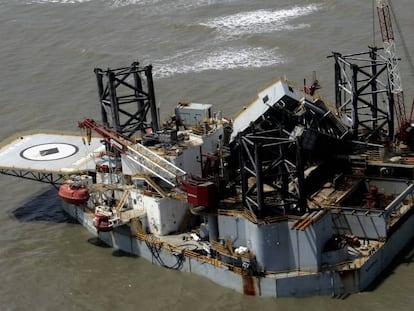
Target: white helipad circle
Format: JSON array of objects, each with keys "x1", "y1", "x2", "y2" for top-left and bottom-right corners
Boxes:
[{"x1": 20, "y1": 143, "x2": 79, "y2": 161}]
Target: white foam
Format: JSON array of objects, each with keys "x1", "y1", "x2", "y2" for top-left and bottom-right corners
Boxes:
[
  {"x1": 26, "y1": 0, "x2": 93, "y2": 3},
  {"x1": 153, "y1": 46, "x2": 284, "y2": 78},
  {"x1": 111, "y1": 0, "x2": 148, "y2": 7},
  {"x1": 111, "y1": 0, "x2": 238, "y2": 10},
  {"x1": 200, "y1": 4, "x2": 321, "y2": 35}
]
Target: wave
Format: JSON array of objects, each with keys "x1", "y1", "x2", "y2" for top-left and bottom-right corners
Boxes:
[
  {"x1": 26, "y1": 0, "x2": 93, "y2": 4},
  {"x1": 199, "y1": 4, "x2": 321, "y2": 35},
  {"x1": 110, "y1": 0, "x2": 239, "y2": 9},
  {"x1": 23, "y1": 0, "x2": 242, "y2": 9},
  {"x1": 152, "y1": 46, "x2": 284, "y2": 78}
]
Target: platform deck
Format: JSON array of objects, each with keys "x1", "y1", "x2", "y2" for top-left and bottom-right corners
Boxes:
[{"x1": 0, "y1": 132, "x2": 104, "y2": 174}]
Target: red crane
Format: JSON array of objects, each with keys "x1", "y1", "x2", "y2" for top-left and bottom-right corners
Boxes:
[{"x1": 376, "y1": 0, "x2": 414, "y2": 141}]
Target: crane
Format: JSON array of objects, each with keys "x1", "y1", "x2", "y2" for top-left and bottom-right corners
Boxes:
[
  {"x1": 376, "y1": 0, "x2": 413, "y2": 142},
  {"x1": 78, "y1": 118, "x2": 186, "y2": 187}
]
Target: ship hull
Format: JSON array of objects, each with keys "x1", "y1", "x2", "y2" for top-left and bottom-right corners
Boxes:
[{"x1": 62, "y1": 202, "x2": 414, "y2": 297}]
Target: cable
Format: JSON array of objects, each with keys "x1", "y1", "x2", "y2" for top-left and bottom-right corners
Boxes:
[{"x1": 145, "y1": 237, "x2": 184, "y2": 270}]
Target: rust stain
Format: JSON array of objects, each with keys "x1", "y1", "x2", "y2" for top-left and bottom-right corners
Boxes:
[{"x1": 242, "y1": 273, "x2": 256, "y2": 296}]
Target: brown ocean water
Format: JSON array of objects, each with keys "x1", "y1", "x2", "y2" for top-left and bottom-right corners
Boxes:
[{"x1": 1, "y1": 0, "x2": 414, "y2": 310}]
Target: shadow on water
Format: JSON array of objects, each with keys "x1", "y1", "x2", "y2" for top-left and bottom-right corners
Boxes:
[
  {"x1": 112, "y1": 249, "x2": 137, "y2": 258},
  {"x1": 364, "y1": 237, "x2": 414, "y2": 292},
  {"x1": 88, "y1": 237, "x2": 138, "y2": 258},
  {"x1": 12, "y1": 187, "x2": 69, "y2": 223},
  {"x1": 88, "y1": 237, "x2": 137, "y2": 258},
  {"x1": 12, "y1": 188, "x2": 138, "y2": 260},
  {"x1": 87, "y1": 237, "x2": 111, "y2": 248}
]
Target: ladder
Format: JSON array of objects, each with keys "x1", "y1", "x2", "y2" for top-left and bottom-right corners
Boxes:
[{"x1": 125, "y1": 143, "x2": 186, "y2": 187}]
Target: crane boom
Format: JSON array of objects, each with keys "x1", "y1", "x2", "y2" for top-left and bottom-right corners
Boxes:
[
  {"x1": 78, "y1": 119, "x2": 186, "y2": 187},
  {"x1": 376, "y1": 0, "x2": 408, "y2": 134}
]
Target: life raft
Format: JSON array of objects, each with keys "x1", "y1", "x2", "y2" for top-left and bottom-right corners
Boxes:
[
  {"x1": 93, "y1": 212, "x2": 113, "y2": 232},
  {"x1": 58, "y1": 183, "x2": 90, "y2": 206}
]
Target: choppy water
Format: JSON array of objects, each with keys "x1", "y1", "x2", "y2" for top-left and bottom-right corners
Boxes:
[{"x1": 1, "y1": 0, "x2": 414, "y2": 310}]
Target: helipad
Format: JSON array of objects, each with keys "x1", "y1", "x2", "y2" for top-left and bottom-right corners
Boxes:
[{"x1": 0, "y1": 132, "x2": 104, "y2": 175}]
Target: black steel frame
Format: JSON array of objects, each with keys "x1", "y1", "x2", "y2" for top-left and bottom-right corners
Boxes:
[
  {"x1": 238, "y1": 129, "x2": 306, "y2": 219},
  {"x1": 95, "y1": 61, "x2": 159, "y2": 138},
  {"x1": 331, "y1": 48, "x2": 394, "y2": 142},
  {"x1": 0, "y1": 169, "x2": 65, "y2": 188}
]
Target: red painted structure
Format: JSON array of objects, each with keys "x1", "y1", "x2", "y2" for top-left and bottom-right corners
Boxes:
[
  {"x1": 183, "y1": 180, "x2": 218, "y2": 208},
  {"x1": 58, "y1": 184, "x2": 89, "y2": 206},
  {"x1": 93, "y1": 213, "x2": 113, "y2": 232}
]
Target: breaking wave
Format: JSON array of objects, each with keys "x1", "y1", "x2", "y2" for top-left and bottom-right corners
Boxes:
[
  {"x1": 18, "y1": 1, "x2": 321, "y2": 78},
  {"x1": 26, "y1": 0, "x2": 93, "y2": 3},
  {"x1": 23, "y1": 0, "x2": 238, "y2": 9},
  {"x1": 110, "y1": 0, "x2": 239, "y2": 9},
  {"x1": 200, "y1": 4, "x2": 321, "y2": 35},
  {"x1": 153, "y1": 46, "x2": 284, "y2": 78}
]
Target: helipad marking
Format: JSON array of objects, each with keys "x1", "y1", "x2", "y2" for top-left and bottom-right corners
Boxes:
[{"x1": 20, "y1": 143, "x2": 79, "y2": 161}]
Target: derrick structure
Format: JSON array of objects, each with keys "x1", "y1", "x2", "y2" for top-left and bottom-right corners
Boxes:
[
  {"x1": 238, "y1": 130, "x2": 306, "y2": 218},
  {"x1": 332, "y1": 48, "x2": 394, "y2": 142},
  {"x1": 95, "y1": 62, "x2": 159, "y2": 138}
]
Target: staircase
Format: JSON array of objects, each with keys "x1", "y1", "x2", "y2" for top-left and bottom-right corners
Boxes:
[{"x1": 125, "y1": 143, "x2": 186, "y2": 187}]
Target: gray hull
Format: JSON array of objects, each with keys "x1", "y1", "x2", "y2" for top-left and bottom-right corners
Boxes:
[{"x1": 62, "y1": 202, "x2": 414, "y2": 297}]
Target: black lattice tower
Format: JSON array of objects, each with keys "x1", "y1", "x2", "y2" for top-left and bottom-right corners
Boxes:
[
  {"x1": 332, "y1": 48, "x2": 394, "y2": 142},
  {"x1": 95, "y1": 61, "x2": 159, "y2": 137},
  {"x1": 238, "y1": 129, "x2": 306, "y2": 219}
]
